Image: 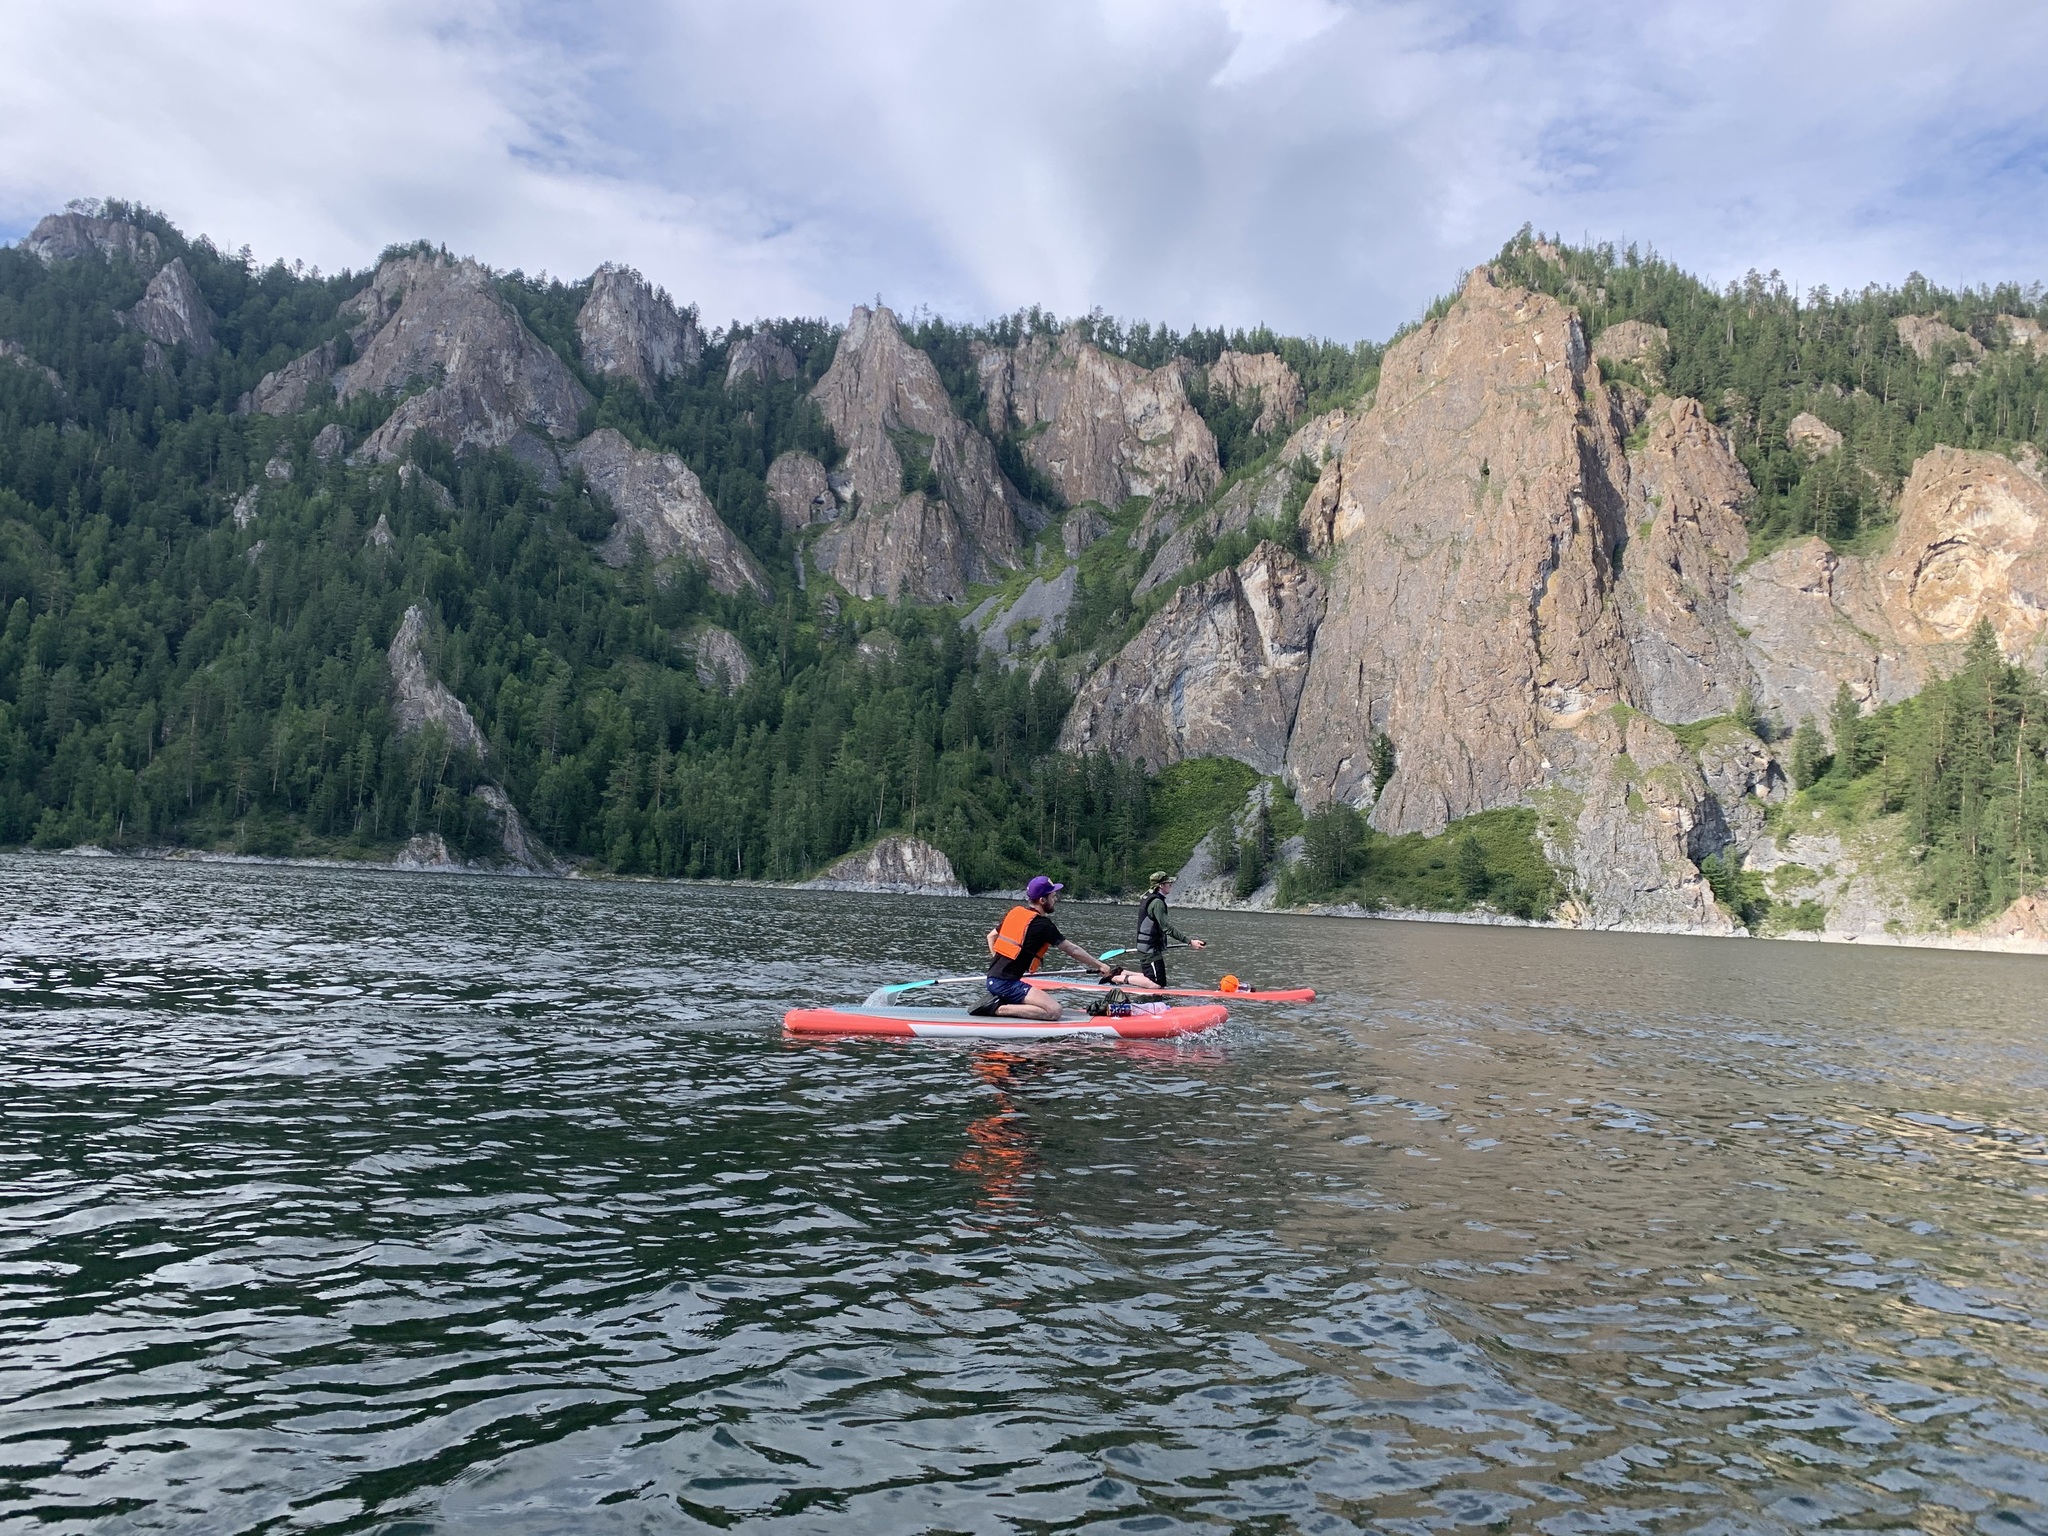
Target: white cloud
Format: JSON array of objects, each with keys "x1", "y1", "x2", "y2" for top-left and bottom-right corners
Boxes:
[{"x1": 2, "y1": 0, "x2": 2043, "y2": 341}]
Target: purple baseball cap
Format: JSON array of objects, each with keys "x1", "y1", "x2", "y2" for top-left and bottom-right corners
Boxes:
[{"x1": 1024, "y1": 876, "x2": 1065, "y2": 901}]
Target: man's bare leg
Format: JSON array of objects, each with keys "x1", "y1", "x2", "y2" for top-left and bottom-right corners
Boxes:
[{"x1": 995, "y1": 985, "x2": 1063, "y2": 1020}]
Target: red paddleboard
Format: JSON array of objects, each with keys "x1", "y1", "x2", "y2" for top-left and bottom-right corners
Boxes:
[{"x1": 783, "y1": 1002, "x2": 1229, "y2": 1040}]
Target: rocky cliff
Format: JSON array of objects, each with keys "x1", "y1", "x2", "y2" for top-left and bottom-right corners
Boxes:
[
  {"x1": 799, "y1": 834, "x2": 967, "y2": 895},
  {"x1": 25, "y1": 211, "x2": 160, "y2": 267},
  {"x1": 245, "y1": 252, "x2": 589, "y2": 468},
  {"x1": 1060, "y1": 541, "x2": 1321, "y2": 775},
  {"x1": 1206, "y1": 350, "x2": 1304, "y2": 435},
  {"x1": 388, "y1": 605, "x2": 490, "y2": 760},
  {"x1": 127, "y1": 258, "x2": 215, "y2": 356},
  {"x1": 577, "y1": 265, "x2": 703, "y2": 391},
  {"x1": 810, "y1": 305, "x2": 1024, "y2": 601},
  {"x1": 567, "y1": 428, "x2": 769, "y2": 597},
  {"x1": 978, "y1": 329, "x2": 1220, "y2": 510}
]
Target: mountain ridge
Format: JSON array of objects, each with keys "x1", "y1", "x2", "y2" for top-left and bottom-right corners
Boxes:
[{"x1": 5, "y1": 200, "x2": 2048, "y2": 948}]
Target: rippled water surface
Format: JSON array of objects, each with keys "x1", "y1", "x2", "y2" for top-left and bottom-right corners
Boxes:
[{"x1": 6, "y1": 854, "x2": 2048, "y2": 1533}]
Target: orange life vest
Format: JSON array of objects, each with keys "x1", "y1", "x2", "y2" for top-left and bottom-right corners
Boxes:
[{"x1": 988, "y1": 904, "x2": 1048, "y2": 972}]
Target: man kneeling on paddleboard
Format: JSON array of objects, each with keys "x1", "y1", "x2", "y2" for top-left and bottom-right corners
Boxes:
[{"x1": 976, "y1": 876, "x2": 1128, "y2": 1020}]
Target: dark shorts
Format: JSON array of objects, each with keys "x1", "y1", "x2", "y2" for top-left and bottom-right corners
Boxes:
[{"x1": 984, "y1": 975, "x2": 1033, "y2": 1005}]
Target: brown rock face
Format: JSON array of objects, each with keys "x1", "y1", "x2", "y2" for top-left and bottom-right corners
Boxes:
[
  {"x1": 1059, "y1": 541, "x2": 1322, "y2": 775},
  {"x1": 809, "y1": 306, "x2": 1021, "y2": 601},
  {"x1": 1134, "y1": 456, "x2": 1293, "y2": 599},
  {"x1": 1785, "y1": 411, "x2": 1844, "y2": 457},
  {"x1": 765, "y1": 451, "x2": 835, "y2": 530},
  {"x1": 577, "y1": 265, "x2": 702, "y2": 391},
  {"x1": 1287, "y1": 268, "x2": 1641, "y2": 829},
  {"x1": 1592, "y1": 319, "x2": 1668, "y2": 382},
  {"x1": 1615, "y1": 396, "x2": 1755, "y2": 722},
  {"x1": 978, "y1": 330, "x2": 1220, "y2": 510},
  {"x1": 1206, "y1": 350, "x2": 1304, "y2": 435},
  {"x1": 127, "y1": 258, "x2": 214, "y2": 355},
  {"x1": 1896, "y1": 315, "x2": 1983, "y2": 363},
  {"x1": 25, "y1": 211, "x2": 160, "y2": 267},
  {"x1": 293, "y1": 253, "x2": 590, "y2": 462},
  {"x1": 2001, "y1": 316, "x2": 2048, "y2": 360},
  {"x1": 726, "y1": 332, "x2": 799, "y2": 388},
  {"x1": 567, "y1": 428, "x2": 769, "y2": 598},
  {"x1": 1732, "y1": 446, "x2": 2048, "y2": 728}
]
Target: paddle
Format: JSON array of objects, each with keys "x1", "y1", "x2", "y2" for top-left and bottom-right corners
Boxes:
[{"x1": 1037, "y1": 979, "x2": 1316, "y2": 1003}]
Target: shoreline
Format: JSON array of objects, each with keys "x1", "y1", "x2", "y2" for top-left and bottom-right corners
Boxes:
[{"x1": 22, "y1": 844, "x2": 2048, "y2": 958}]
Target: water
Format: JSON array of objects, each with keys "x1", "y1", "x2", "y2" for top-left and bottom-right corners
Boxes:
[{"x1": 4, "y1": 854, "x2": 2048, "y2": 1534}]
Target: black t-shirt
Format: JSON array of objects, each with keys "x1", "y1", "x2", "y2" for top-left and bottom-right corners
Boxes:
[{"x1": 988, "y1": 912, "x2": 1064, "y2": 980}]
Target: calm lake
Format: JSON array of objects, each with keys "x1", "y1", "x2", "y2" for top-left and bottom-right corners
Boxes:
[{"x1": 4, "y1": 853, "x2": 2048, "y2": 1533}]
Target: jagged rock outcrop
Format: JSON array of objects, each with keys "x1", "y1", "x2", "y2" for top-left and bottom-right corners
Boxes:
[
  {"x1": 1060, "y1": 541, "x2": 1321, "y2": 775},
  {"x1": 242, "y1": 339, "x2": 339, "y2": 416},
  {"x1": 398, "y1": 463, "x2": 456, "y2": 511},
  {"x1": 1592, "y1": 320, "x2": 1668, "y2": 383},
  {"x1": 1786, "y1": 412, "x2": 1843, "y2": 457},
  {"x1": 25, "y1": 211, "x2": 160, "y2": 267},
  {"x1": 366, "y1": 512, "x2": 395, "y2": 550},
  {"x1": 1732, "y1": 446, "x2": 2048, "y2": 728},
  {"x1": 577, "y1": 265, "x2": 702, "y2": 390},
  {"x1": 127, "y1": 259, "x2": 214, "y2": 355},
  {"x1": 1206, "y1": 351, "x2": 1303, "y2": 435},
  {"x1": 689, "y1": 625, "x2": 753, "y2": 692},
  {"x1": 2001, "y1": 316, "x2": 2048, "y2": 359},
  {"x1": 566, "y1": 428, "x2": 769, "y2": 598},
  {"x1": 978, "y1": 329, "x2": 1220, "y2": 510},
  {"x1": 243, "y1": 252, "x2": 588, "y2": 458},
  {"x1": 799, "y1": 834, "x2": 967, "y2": 895},
  {"x1": 1060, "y1": 504, "x2": 1111, "y2": 556},
  {"x1": 765, "y1": 450, "x2": 835, "y2": 529},
  {"x1": 727, "y1": 331, "x2": 798, "y2": 387},
  {"x1": 1615, "y1": 395, "x2": 1756, "y2": 722},
  {"x1": 311, "y1": 423, "x2": 346, "y2": 461},
  {"x1": 1896, "y1": 315, "x2": 1983, "y2": 363},
  {"x1": 388, "y1": 605, "x2": 490, "y2": 760},
  {"x1": 1287, "y1": 268, "x2": 1643, "y2": 829},
  {"x1": 809, "y1": 305, "x2": 1022, "y2": 601}
]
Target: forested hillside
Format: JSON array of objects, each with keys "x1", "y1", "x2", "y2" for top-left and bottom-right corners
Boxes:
[{"x1": 3, "y1": 203, "x2": 2046, "y2": 926}]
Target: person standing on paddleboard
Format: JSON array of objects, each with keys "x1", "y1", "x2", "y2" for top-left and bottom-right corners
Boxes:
[
  {"x1": 975, "y1": 876, "x2": 1119, "y2": 1020},
  {"x1": 1135, "y1": 872, "x2": 1205, "y2": 988}
]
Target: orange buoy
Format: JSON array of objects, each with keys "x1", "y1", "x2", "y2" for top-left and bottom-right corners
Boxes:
[{"x1": 1219, "y1": 974, "x2": 1241, "y2": 992}]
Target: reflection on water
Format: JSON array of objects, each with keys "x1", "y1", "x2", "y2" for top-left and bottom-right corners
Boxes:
[{"x1": 4, "y1": 852, "x2": 2048, "y2": 1533}]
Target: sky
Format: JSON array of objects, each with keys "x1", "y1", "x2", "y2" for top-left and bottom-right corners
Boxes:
[{"x1": 3, "y1": 0, "x2": 2046, "y2": 343}]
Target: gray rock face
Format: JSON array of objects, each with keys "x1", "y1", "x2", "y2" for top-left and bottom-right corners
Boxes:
[
  {"x1": 726, "y1": 331, "x2": 799, "y2": 388},
  {"x1": 799, "y1": 835, "x2": 967, "y2": 895},
  {"x1": 1060, "y1": 504, "x2": 1111, "y2": 557},
  {"x1": 25, "y1": 211, "x2": 160, "y2": 267},
  {"x1": 388, "y1": 605, "x2": 489, "y2": 760},
  {"x1": 690, "y1": 625, "x2": 753, "y2": 692},
  {"x1": 577, "y1": 265, "x2": 703, "y2": 391},
  {"x1": 978, "y1": 330, "x2": 1220, "y2": 511},
  {"x1": 810, "y1": 305, "x2": 1022, "y2": 601},
  {"x1": 1206, "y1": 350, "x2": 1304, "y2": 435},
  {"x1": 366, "y1": 512, "x2": 395, "y2": 550},
  {"x1": 968, "y1": 565, "x2": 1078, "y2": 658},
  {"x1": 230, "y1": 487, "x2": 260, "y2": 529},
  {"x1": 311, "y1": 423, "x2": 346, "y2": 461},
  {"x1": 399, "y1": 463, "x2": 456, "y2": 511},
  {"x1": 1615, "y1": 395, "x2": 1756, "y2": 722},
  {"x1": 1536, "y1": 710, "x2": 1736, "y2": 933},
  {"x1": 241, "y1": 339, "x2": 340, "y2": 416},
  {"x1": 472, "y1": 783, "x2": 556, "y2": 873},
  {"x1": 567, "y1": 428, "x2": 769, "y2": 598},
  {"x1": 1059, "y1": 541, "x2": 1321, "y2": 775},
  {"x1": 0, "y1": 340, "x2": 62, "y2": 391},
  {"x1": 262, "y1": 252, "x2": 592, "y2": 462},
  {"x1": 766, "y1": 450, "x2": 835, "y2": 529},
  {"x1": 1592, "y1": 319, "x2": 1669, "y2": 382},
  {"x1": 127, "y1": 258, "x2": 214, "y2": 355}
]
